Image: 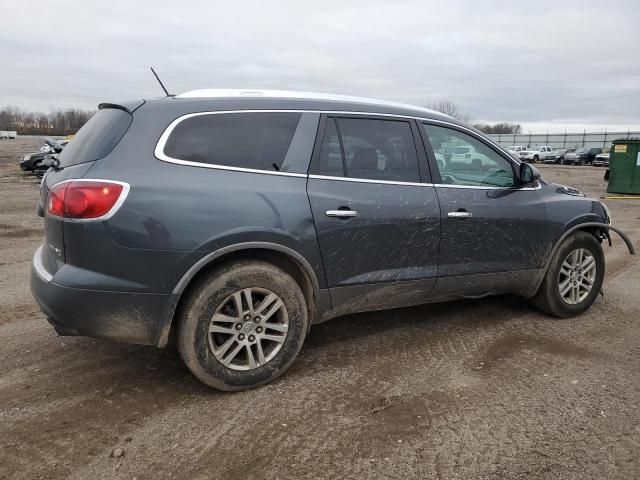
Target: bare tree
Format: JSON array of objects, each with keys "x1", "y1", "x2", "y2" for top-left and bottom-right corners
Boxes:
[
  {"x1": 425, "y1": 100, "x2": 473, "y2": 124},
  {"x1": 0, "y1": 106, "x2": 94, "y2": 135},
  {"x1": 473, "y1": 122, "x2": 522, "y2": 134}
]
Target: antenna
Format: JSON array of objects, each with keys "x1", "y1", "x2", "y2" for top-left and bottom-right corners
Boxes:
[{"x1": 150, "y1": 67, "x2": 172, "y2": 97}]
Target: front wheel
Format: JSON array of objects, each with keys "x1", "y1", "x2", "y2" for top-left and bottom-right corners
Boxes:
[
  {"x1": 177, "y1": 260, "x2": 309, "y2": 391},
  {"x1": 532, "y1": 231, "x2": 604, "y2": 317}
]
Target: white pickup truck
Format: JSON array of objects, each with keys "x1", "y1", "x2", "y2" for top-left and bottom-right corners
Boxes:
[
  {"x1": 0, "y1": 131, "x2": 17, "y2": 139},
  {"x1": 519, "y1": 145, "x2": 553, "y2": 163},
  {"x1": 506, "y1": 146, "x2": 528, "y2": 157}
]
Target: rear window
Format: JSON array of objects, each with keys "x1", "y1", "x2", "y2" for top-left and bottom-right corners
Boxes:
[
  {"x1": 57, "y1": 108, "x2": 132, "y2": 168},
  {"x1": 163, "y1": 112, "x2": 302, "y2": 172}
]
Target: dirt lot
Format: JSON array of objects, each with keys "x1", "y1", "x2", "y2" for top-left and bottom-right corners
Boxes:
[{"x1": 1, "y1": 138, "x2": 638, "y2": 480}]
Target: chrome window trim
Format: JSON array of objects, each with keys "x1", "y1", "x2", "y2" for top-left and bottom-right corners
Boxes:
[
  {"x1": 154, "y1": 109, "x2": 521, "y2": 180},
  {"x1": 435, "y1": 182, "x2": 541, "y2": 191},
  {"x1": 309, "y1": 174, "x2": 540, "y2": 191},
  {"x1": 309, "y1": 174, "x2": 431, "y2": 187},
  {"x1": 46, "y1": 178, "x2": 131, "y2": 222},
  {"x1": 155, "y1": 157, "x2": 308, "y2": 178}
]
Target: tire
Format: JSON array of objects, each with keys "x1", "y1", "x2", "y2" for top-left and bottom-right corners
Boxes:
[
  {"x1": 532, "y1": 231, "x2": 604, "y2": 318},
  {"x1": 177, "y1": 260, "x2": 309, "y2": 391},
  {"x1": 533, "y1": 155, "x2": 539, "y2": 163}
]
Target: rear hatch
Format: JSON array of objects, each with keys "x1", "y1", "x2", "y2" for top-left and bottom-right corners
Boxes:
[{"x1": 38, "y1": 103, "x2": 138, "y2": 275}]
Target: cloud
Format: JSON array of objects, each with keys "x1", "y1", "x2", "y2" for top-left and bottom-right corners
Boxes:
[{"x1": 1, "y1": 0, "x2": 639, "y2": 131}]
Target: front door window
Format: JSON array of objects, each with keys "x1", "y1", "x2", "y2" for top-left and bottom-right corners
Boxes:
[{"x1": 422, "y1": 124, "x2": 516, "y2": 187}]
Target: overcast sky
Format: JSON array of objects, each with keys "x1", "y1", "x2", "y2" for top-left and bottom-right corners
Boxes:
[{"x1": 2, "y1": 0, "x2": 639, "y2": 132}]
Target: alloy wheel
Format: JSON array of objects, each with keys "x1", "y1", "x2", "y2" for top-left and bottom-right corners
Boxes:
[
  {"x1": 558, "y1": 248, "x2": 597, "y2": 305},
  {"x1": 208, "y1": 287, "x2": 289, "y2": 371}
]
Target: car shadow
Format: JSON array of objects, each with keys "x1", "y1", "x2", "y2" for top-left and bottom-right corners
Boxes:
[
  {"x1": 304, "y1": 294, "x2": 531, "y2": 349},
  {"x1": 14, "y1": 293, "x2": 535, "y2": 407}
]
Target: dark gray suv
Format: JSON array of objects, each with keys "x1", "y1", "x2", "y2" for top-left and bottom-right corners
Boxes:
[{"x1": 31, "y1": 90, "x2": 634, "y2": 390}]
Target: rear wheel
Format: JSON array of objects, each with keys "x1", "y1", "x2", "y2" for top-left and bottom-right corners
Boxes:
[
  {"x1": 177, "y1": 260, "x2": 308, "y2": 391},
  {"x1": 533, "y1": 155, "x2": 539, "y2": 163},
  {"x1": 532, "y1": 231, "x2": 604, "y2": 317}
]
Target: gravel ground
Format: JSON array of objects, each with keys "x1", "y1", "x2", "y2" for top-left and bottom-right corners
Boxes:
[{"x1": 0, "y1": 138, "x2": 638, "y2": 479}]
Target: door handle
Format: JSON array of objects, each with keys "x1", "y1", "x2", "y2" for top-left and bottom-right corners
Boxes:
[
  {"x1": 326, "y1": 209, "x2": 358, "y2": 218},
  {"x1": 447, "y1": 211, "x2": 473, "y2": 218}
]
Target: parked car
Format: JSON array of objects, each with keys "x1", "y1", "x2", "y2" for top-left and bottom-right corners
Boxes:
[
  {"x1": 563, "y1": 147, "x2": 602, "y2": 165},
  {"x1": 507, "y1": 145, "x2": 527, "y2": 156},
  {"x1": 519, "y1": 145, "x2": 554, "y2": 163},
  {"x1": 33, "y1": 155, "x2": 59, "y2": 178},
  {"x1": 442, "y1": 144, "x2": 493, "y2": 166},
  {"x1": 30, "y1": 90, "x2": 634, "y2": 391},
  {"x1": 593, "y1": 152, "x2": 610, "y2": 167},
  {"x1": 39, "y1": 138, "x2": 69, "y2": 153},
  {"x1": 543, "y1": 148, "x2": 576, "y2": 164},
  {"x1": 20, "y1": 138, "x2": 66, "y2": 172}
]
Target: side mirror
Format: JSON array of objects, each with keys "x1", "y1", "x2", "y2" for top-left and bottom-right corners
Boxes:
[{"x1": 520, "y1": 163, "x2": 540, "y2": 184}]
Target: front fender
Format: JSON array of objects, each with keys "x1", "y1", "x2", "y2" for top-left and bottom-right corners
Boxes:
[
  {"x1": 528, "y1": 222, "x2": 635, "y2": 297},
  {"x1": 558, "y1": 222, "x2": 634, "y2": 255}
]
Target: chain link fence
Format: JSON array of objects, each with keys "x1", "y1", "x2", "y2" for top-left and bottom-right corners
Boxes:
[{"x1": 488, "y1": 130, "x2": 640, "y2": 151}]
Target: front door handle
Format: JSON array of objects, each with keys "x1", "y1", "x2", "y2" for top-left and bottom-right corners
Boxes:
[
  {"x1": 326, "y1": 209, "x2": 358, "y2": 218},
  {"x1": 447, "y1": 211, "x2": 473, "y2": 218}
]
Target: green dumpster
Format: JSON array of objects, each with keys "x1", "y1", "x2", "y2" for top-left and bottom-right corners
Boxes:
[{"x1": 607, "y1": 138, "x2": 640, "y2": 194}]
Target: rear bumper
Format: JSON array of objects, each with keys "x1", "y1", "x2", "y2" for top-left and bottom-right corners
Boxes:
[{"x1": 31, "y1": 246, "x2": 172, "y2": 345}]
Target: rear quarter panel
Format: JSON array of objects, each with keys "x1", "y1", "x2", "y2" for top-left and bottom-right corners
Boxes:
[{"x1": 82, "y1": 102, "x2": 326, "y2": 293}]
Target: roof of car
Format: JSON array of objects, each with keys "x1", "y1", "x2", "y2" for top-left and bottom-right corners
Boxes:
[{"x1": 150, "y1": 88, "x2": 459, "y2": 123}]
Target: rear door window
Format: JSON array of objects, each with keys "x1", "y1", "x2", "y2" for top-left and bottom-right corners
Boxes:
[
  {"x1": 163, "y1": 112, "x2": 301, "y2": 172},
  {"x1": 57, "y1": 108, "x2": 132, "y2": 168},
  {"x1": 316, "y1": 118, "x2": 345, "y2": 177},
  {"x1": 315, "y1": 117, "x2": 421, "y2": 183}
]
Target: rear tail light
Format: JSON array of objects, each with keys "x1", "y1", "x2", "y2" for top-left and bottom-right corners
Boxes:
[{"x1": 47, "y1": 180, "x2": 129, "y2": 220}]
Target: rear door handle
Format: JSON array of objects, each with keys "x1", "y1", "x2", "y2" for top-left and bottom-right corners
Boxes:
[
  {"x1": 326, "y1": 209, "x2": 358, "y2": 218},
  {"x1": 447, "y1": 211, "x2": 473, "y2": 218}
]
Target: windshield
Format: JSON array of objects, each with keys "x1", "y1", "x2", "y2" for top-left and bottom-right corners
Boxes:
[{"x1": 575, "y1": 148, "x2": 589, "y2": 154}]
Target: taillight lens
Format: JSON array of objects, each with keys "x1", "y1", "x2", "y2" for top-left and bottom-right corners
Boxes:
[{"x1": 47, "y1": 180, "x2": 127, "y2": 219}]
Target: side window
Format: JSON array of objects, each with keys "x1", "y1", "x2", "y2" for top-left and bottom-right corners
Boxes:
[
  {"x1": 163, "y1": 112, "x2": 301, "y2": 171},
  {"x1": 316, "y1": 117, "x2": 421, "y2": 182},
  {"x1": 317, "y1": 118, "x2": 345, "y2": 177},
  {"x1": 338, "y1": 118, "x2": 421, "y2": 182},
  {"x1": 422, "y1": 124, "x2": 515, "y2": 187}
]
